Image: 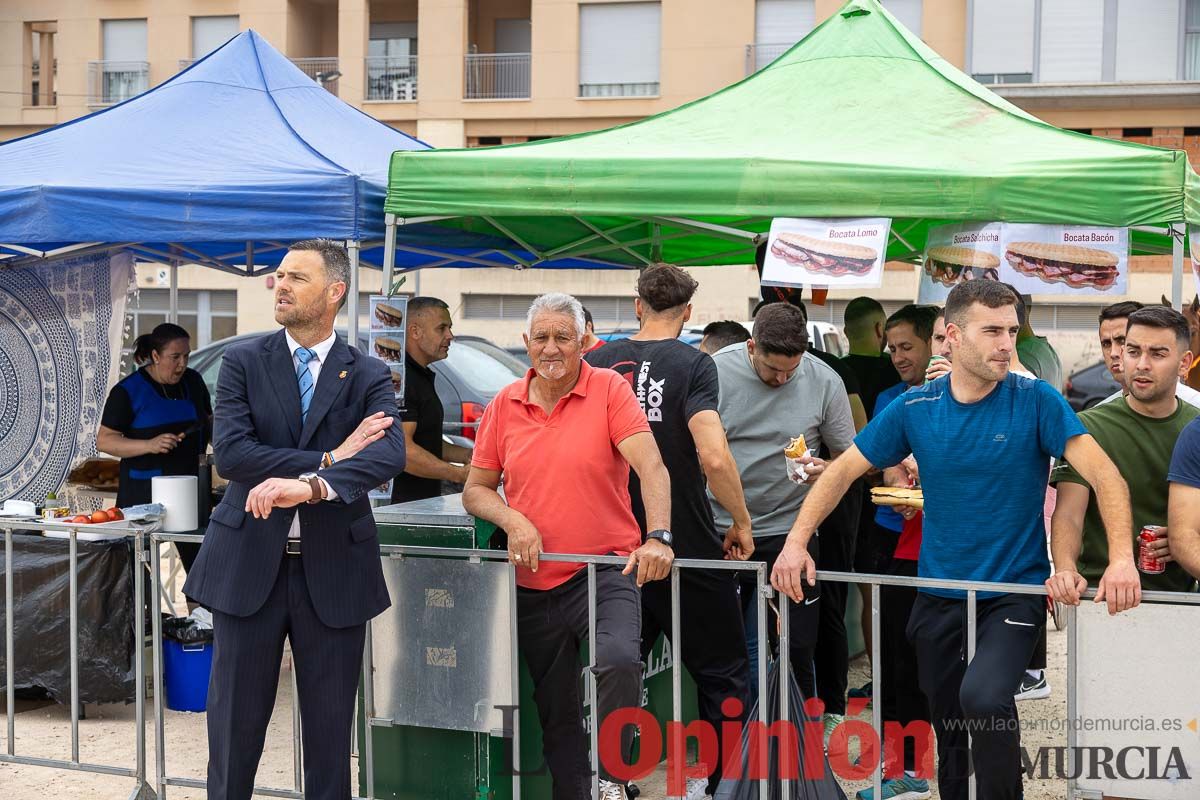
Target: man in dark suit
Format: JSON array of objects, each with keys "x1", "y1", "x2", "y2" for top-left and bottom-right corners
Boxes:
[{"x1": 185, "y1": 238, "x2": 406, "y2": 800}]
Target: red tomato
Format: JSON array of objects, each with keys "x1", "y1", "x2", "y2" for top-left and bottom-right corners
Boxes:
[
  {"x1": 108, "y1": 508, "x2": 124, "y2": 521},
  {"x1": 69, "y1": 515, "x2": 92, "y2": 524},
  {"x1": 90, "y1": 510, "x2": 110, "y2": 524}
]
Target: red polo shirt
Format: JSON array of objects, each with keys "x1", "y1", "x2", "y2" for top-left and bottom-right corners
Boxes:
[{"x1": 472, "y1": 360, "x2": 650, "y2": 590}]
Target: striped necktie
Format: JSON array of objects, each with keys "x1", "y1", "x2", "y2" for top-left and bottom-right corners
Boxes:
[{"x1": 295, "y1": 347, "x2": 317, "y2": 424}]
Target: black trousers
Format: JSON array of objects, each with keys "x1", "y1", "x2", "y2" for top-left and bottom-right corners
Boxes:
[
  {"x1": 517, "y1": 565, "x2": 642, "y2": 799},
  {"x1": 738, "y1": 533, "x2": 821, "y2": 701},
  {"x1": 878, "y1": 559, "x2": 930, "y2": 773},
  {"x1": 814, "y1": 484, "x2": 861, "y2": 716},
  {"x1": 207, "y1": 554, "x2": 366, "y2": 800},
  {"x1": 642, "y1": 567, "x2": 749, "y2": 794},
  {"x1": 906, "y1": 592, "x2": 1045, "y2": 800}
]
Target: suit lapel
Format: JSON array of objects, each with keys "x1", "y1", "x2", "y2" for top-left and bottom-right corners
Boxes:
[
  {"x1": 262, "y1": 331, "x2": 302, "y2": 443},
  {"x1": 299, "y1": 336, "x2": 353, "y2": 448}
]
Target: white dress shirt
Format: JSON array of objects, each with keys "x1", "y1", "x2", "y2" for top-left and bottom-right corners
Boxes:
[{"x1": 283, "y1": 329, "x2": 339, "y2": 538}]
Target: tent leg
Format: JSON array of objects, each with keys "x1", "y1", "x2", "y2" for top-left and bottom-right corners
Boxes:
[
  {"x1": 347, "y1": 241, "x2": 361, "y2": 346},
  {"x1": 1172, "y1": 223, "x2": 1184, "y2": 309},
  {"x1": 382, "y1": 213, "x2": 397, "y2": 294},
  {"x1": 169, "y1": 264, "x2": 179, "y2": 324}
]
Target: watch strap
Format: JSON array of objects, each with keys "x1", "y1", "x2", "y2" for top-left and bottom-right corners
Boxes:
[{"x1": 646, "y1": 528, "x2": 673, "y2": 547}]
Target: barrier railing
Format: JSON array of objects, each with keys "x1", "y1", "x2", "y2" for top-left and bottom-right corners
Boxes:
[{"x1": 7, "y1": 525, "x2": 1199, "y2": 800}]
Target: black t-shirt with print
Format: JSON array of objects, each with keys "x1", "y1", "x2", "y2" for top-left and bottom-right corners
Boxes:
[{"x1": 586, "y1": 338, "x2": 723, "y2": 559}]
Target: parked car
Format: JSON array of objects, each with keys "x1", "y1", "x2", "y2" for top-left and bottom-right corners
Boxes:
[
  {"x1": 1064, "y1": 360, "x2": 1121, "y2": 412},
  {"x1": 188, "y1": 331, "x2": 527, "y2": 441},
  {"x1": 681, "y1": 320, "x2": 844, "y2": 355}
]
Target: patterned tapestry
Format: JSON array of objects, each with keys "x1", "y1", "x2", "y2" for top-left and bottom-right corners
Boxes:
[{"x1": 0, "y1": 251, "x2": 134, "y2": 503}]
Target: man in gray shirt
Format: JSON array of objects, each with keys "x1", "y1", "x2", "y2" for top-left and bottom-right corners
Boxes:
[{"x1": 710, "y1": 302, "x2": 856, "y2": 700}]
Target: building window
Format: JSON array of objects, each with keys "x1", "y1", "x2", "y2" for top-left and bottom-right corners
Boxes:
[
  {"x1": 752, "y1": 0, "x2": 815, "y2": 71},
  {"x1": 1187, "y1": 0, "x2": 1200, "y2": 80},
  {"x1": 366, "y1": 22, "x2": 419, "y2": 101},
  {"x1": 96, "y1": 19, "x2": 148, "y2": 104},
  {"x1": 192, "y1": 16, "x2": 239, "y2": 59},
  {"x1": 880, "y1": 0, "x2": 922, "y2": 37},
  {"x1": 969, "y1": 0, "x2": 1035, "y2": 84},
  {"x1": 578, "y1": 2, "x2": 661, "y2": 97},
  {"x1": 121, "y1": 289, "x2": 237, "y2": 361},
  {"x1": 26, "y1": 22, "x2": 57, "y2": 106}
]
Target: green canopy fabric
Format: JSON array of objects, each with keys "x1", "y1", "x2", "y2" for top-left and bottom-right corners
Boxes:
[{"x1": 385, "y1": 0, "x2": 1200, "y2": 269}]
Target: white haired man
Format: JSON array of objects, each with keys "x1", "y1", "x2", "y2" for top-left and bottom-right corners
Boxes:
[{"x1": 464, "y1": 292, "x2": 674, "y2": 800}]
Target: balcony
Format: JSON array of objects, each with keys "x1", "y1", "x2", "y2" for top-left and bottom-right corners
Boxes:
[
  {"x1": 464, "y1": 53, "x2": 531, "y2": 100},
  {"x1": 366, "y1": 55, "x2": 418, "y2": 102},
  {"x1": 178, "y1": 57, "x2": 340, "y2": 94},
  {"x1": 87, "y1": 60, "x2": 149, "y2": 105},
  {"x1": 744, "y1": 42, "x2": 792, "y2": 75}
]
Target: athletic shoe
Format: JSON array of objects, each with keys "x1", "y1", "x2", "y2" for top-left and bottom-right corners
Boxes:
[
  {"x1": 823, "y1": 713, "x2": 846, "y2": 753},
  {"x1": 685, "y1": 775, "x2": 712, "y2": 800},
  {"x1": 1014, "y1": 671, "x2": 1051, "y2": 702},
  {"x1": 599, "y1": 779, "x2": 627, "y2": 800},
  {"x1": 855, "y1": 776, "x2": 932, "y2": 800},
  {"x1": 848, "y1": 680, "x2": 873, "y2": 703}
]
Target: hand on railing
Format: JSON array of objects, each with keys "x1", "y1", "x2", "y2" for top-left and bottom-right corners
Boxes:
[
  {"x1": 1045, "y1": 569, "x2": 1088, "y2": 606},
  {"x1": 623, "y1": 539, "x2": 673, "y2": 586},
  {"x1": 770, "y1": 537, "x2": 817, "y2": 602},
  {"x1": 506, "y1": 513, "x2": 543, "y2": 572},
  {"x1": 723, "y1": 520, "x2": 754, "y2": 561},
  {"x1": 1095, "y1": 559, "x2": 1142, "y2": 615}
]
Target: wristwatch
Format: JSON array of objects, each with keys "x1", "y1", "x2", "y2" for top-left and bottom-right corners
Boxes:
[
  {"x1": 298, "y1": 472, "x2": 325, "y2": 504},
  {"x1": 646, "y1": 529, "x2": 674, "y2": 548}
]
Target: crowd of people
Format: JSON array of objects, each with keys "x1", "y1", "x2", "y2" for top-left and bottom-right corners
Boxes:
[{"x1": 119, "y1": 238, "x2": 1200, "y2": 800}]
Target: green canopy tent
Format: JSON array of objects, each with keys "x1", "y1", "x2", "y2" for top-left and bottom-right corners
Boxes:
[{"x1": 383, "y1": 0, "x2": 1200, "y2": 304}]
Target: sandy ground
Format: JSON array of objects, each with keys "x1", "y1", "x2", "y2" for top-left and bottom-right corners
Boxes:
[{"x1": 1, "y1": 625, "x2": 1069, "y2": 800}]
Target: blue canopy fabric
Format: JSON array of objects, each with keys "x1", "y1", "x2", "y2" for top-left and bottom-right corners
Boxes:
[{"x1": 0, "y1": 30, "x2": 584, "y2": 272}]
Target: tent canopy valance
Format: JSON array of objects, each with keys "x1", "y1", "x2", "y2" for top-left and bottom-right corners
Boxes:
[{"x1": 383, "y1": 0, "x2": 1200, "y2": 277}]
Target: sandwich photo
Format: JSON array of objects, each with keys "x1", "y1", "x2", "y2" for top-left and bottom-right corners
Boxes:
[
  {"x1": 870, "y1": 486, "x2": 924, "y2": 509},
  {"x1": 784, "y1": 435, "x2": 808, "y2": 459},
  {"x1": 1004, "y1": 241, "x2": 1119, "y2": 290},
  {"x1": 374, "y1": 301, "x2": 405, "y2": 328},
  {"x1": 770, "y1": 233, "x2": 878, "y2": 278},
  {"x1": 924, "y1": 246, "x2": 1000, "y2": 287},
  {"x1": 374, "y1": 336, "x2": 404, "y2": 362}
]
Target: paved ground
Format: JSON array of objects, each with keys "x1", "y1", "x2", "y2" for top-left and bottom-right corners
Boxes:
[{"x1": 1, "y1": 626, "x2": 1069, "y2": 799}]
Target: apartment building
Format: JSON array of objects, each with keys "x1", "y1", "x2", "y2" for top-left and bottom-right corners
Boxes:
[{"x1": 3, "y1": 0, "x2": 1199, "y2": 372}]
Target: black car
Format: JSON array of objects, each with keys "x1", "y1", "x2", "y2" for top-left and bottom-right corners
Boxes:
[
  {"x1": 188, "y1": 331, "x2": 527, "y2": 441},
  {"x1": 1064, "y1": 360, "x2": 1121, "y2": 412}
]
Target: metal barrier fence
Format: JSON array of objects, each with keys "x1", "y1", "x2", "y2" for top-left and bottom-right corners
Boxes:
[{"x1": 6, "y1": 526, "x2": 1200, "y2": 800}]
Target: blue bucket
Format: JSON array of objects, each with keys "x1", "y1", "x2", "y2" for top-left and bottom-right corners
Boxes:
[{"x1": 162, "y1": 638, "x2": 213, "y2": 712}]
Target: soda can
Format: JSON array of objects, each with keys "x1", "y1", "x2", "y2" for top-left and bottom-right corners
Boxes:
[{"x1": 1138, "y1": 525, "x2": 1166, "y2": 575}]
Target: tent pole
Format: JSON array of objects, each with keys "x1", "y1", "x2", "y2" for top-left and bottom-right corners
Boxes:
[
  {"x1": 1172, "y1": 223, "x2": 1184, "y2": 309},
  {"x1": 347, "y1": 240, "x2": 361, "y2": 346},
  {"x1": 383, "y1": 214, "x2": 397, "y2": 294},
  {"x1": 169, "y1": 264, "x2": 179, "y2": 324}
]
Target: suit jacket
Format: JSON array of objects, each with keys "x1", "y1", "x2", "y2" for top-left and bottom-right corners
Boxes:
[{"x1": 184, "y1": 330, "x2": 406, "y2": 628}]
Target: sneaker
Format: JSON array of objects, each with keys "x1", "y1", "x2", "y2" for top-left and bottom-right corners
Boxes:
[
  {"x1": 1014, "y1": 671, "x2": 1051, "y2": 702},
  {"x1": 855, "y1": 776, "x2": 932, "y2": 800},
  {"x1": 599, "y1": 779, "x2": 627, "y2": 800},
  {"x1": 848, "y1": 681, "x2": 873, "y2": 703},
  {"x1": 823, "y1": 713, "x2": 846, "y2": 753},
  {"x1": 684, "y1": 775, "x2": 711, "y2": 800}
]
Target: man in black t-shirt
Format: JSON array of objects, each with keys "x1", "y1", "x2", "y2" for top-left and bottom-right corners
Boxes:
[
  {"x1": 840, "y1": 296, "x2": 901, "y2": 421},
  {"x1": 390, "y1": 297, "x2": 472, "y2": 505},
  {"x1": 587, "y1": 264, "x2": 753, "y2": 798}
]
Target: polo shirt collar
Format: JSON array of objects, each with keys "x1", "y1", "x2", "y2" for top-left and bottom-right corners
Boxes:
[
  {"x1": 405, "y1": 351, "x2": 436, "y2": 381},
  {"x1": 516, "y1": 359, "x2": 593, "y2": 405}
]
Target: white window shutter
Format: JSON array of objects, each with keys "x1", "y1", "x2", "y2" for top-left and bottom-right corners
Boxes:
[
  {"x1": 971, "y1": 0, "x2": 1035, "y2": 76},
  {"x1": 1039, "y1": 0, "x2": 1105, "y2": 82},
  {"x1": 755, "y1": 0, "x2": 816, "y2": 46},
  {"x1": 192, "y1": 16, "x2": 239, "y2": 59},
  {"x1": 579, "y1": 2, "x2": 662, "y2": 93},
  {"x1": 1115, "y1": 0, "x2": 1179, "y2": 81},
  {"x1": 881, "y1": 0, "x2": 923, "y2": 36},
  {"x1": 103, "y1": 19, "x2": 148, "y2": 61}
]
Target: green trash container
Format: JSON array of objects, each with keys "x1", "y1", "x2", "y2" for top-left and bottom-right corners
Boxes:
[{"x1": 359, "y1": 494, "x2": 700, "y2": 800}]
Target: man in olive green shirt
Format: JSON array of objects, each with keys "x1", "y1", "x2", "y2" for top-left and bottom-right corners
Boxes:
[{"x1": 1051, "y1": 307, "x2": 1199, "y2": 594}]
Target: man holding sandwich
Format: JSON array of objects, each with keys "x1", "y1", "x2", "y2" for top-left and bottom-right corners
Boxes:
[{"x1": 770, "y1": 281, "x2": 1134, "y2": 800}]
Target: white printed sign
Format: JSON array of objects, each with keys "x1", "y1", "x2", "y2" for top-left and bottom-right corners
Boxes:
[
  {"x1": 917, "y1": 222, "x2": 1005, "y2": 304},
  {"x1": 367, "y1": 294, "x2": 409, "y2": 403},
  {"x1": 760, "y1": 217, "x2": 891, "y2": 289},
  {"x1": 1000, "y1": 224, "x2": 1127, "y2": 295}
]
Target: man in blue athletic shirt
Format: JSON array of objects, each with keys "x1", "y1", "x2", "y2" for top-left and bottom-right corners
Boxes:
[{"x1": 770, "y1": 280, "x2": 1136, "y2": 800}]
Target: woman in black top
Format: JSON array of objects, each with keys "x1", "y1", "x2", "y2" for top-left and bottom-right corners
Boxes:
[{"x1": 97, "y1": 323, "x2": 212, "y2": 573}]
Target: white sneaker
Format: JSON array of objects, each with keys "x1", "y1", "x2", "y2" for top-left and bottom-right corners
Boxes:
[
  {"x1": 685, "y1": 775, "x2": 712, "y2": 799},
  {"x1": 599, "y1": 779, "x2": 627, "y2": 800}
]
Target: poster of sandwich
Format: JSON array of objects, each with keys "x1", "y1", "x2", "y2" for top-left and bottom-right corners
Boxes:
[
  {"x1": 760, "y1": 217, "x2": 891, "y2": 289},
  {"x1": 918, "y1": 222, "x2": 1004, "y2": 304},
  {"x1": 368, "y1": 294, "x2": 409, "y2": 401},
  {"x1": 1000, "y1": 224, "x2": 1127, "y2": 295}
]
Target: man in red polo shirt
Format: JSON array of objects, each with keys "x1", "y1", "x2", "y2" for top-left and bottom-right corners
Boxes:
[{"x1": 464, "y1": 292, "x2": 674, "y2": 800}]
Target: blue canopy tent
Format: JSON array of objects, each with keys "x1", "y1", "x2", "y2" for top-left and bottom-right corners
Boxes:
[{"x1": 0, "y1": 30, "x2": 610, "y2": 342}]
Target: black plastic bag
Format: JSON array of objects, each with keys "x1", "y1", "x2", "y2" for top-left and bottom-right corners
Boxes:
[
  {"x1": 163, "y1": 616, "x2": 214, "y2": 644},
  {"x1": 714, "y1": 659, "x2": 847, "y2": 800}
]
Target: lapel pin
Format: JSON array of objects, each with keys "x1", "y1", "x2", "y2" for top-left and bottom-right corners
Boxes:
[{"x1": 339, "y1": 370, "x2": 348, "y2": 379}]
